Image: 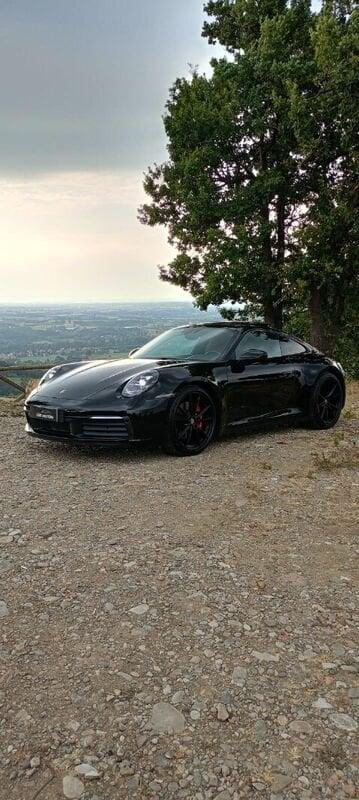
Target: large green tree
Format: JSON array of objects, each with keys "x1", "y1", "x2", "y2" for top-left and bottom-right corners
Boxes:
[
  {"x1": 139, "y1": 0, "x2": 358, "y2": 348},
  {"x1": 289, "y1": 1, "x2": 359, "y2": 351}
]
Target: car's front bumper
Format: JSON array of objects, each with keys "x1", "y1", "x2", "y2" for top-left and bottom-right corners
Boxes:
[
  {"x1": 25, "y1": 413, "x2": 135, "y2": 445},
  {"x1": 24, "y1": 395, "x2": 171, "y2": 446}
]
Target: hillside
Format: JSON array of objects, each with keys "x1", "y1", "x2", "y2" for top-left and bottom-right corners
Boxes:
[{"x1": 0, "y1": 387, "x2": 358, "y2": 800}]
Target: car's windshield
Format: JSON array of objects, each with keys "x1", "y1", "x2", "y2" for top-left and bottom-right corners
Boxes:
[{"x1": 132, "y1": 326, "x2": 238, "y2": 362}]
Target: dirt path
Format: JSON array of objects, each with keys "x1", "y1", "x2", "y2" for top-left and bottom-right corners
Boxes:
[{"x1": 0, "y1": 387, "x2": 358, "y2": 800}]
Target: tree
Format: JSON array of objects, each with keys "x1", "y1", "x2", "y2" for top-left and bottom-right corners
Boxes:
[
  {"x1": 139, "y1": 0, "x2": 358, "y2": 350},
  {"x1": 140, "y1": 0, "x2": 316, "y2": 328},
  {"x1": 289, "y1": 1, "x2": 359, "y2": 350}
]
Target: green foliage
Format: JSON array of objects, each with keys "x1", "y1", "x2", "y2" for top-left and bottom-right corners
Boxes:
[
  {"x1": 288, "y1": 2, "x2": 359, "y2": 349},
  {"x1": 139, "y1": 0, "x2": 358, "y2": 349}
]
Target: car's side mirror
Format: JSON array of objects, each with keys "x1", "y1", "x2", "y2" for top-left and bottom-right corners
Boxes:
[
  {"x1": 237, "y1": 348, "x2": 269, "y2": 365},
  {"x1": 128, "y1": 347, "x2": 138, "y2": 357}
]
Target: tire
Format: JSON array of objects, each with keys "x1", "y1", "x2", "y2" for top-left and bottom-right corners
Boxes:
[
  {"x1": 308, "y1": 372, "x2": 343, "y2": 429},
  {"x1": 163, "y1": 385, "x2": 217, "y2": 456}
]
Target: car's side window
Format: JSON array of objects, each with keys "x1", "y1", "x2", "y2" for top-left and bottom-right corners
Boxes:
[
  {"x1": 280, "y1": 337, "x2": 306, "y2": 356},
  {"x1": 235, "y1": 330, "x2": 282, "y2": 359}
]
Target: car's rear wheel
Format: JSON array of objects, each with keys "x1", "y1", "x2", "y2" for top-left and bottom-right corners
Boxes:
[
  {"x1": 163, "y1": 385, "x2": 217, "y2": 456},
  {"x1": 308, "y1": 372, "x2": 343, "y2": 429}
]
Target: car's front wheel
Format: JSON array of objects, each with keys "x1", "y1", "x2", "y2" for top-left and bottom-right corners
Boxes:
[
  {"x1": 163, "y1": 385, "x2": 217, "y2": 456},
  {"x1": 308, "y1": 372, "x2": 344, "y2": 429}
]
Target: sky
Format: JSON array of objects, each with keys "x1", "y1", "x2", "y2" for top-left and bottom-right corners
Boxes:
[{"x1": 0, "y1": 0, "x2": 221, "y2": 303}]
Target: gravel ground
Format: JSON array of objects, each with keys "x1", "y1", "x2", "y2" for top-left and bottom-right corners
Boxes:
[{"x1": 1, "y1": 386, "x2": 358, "y2": 800}]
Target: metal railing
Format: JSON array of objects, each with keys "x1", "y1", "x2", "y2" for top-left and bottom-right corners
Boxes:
[{"x1": 0, "y1": 364, "x2": 54, "y2": 399}]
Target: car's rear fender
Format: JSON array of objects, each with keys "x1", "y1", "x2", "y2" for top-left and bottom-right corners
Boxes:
[{"x1": 304, "y1": 365, "x2": 346, "y2": 412}]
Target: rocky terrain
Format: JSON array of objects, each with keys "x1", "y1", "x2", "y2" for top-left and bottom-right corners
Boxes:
[{"x1": 0, "y1": 385, "x2": 358, "y2": 800}]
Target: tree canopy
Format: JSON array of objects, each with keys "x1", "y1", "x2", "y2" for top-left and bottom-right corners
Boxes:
[{"x1": 139, "y1": 0, "x2": 358, "y2": 356}]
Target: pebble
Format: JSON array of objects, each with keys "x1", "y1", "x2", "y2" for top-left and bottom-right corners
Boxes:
[
  {"x1": 62, "y1": 775, "x2": 84, "y2": 799},
  {"x1": 129, "y1": 603, "x2": 149, "y2": 615},
  {"x1": 74, "y1": 763, "x2": 100, "y2": 780},
  {"x1": 127, "y1": 774, "x2": 140, "y2": 794},
  {"x1": 231, "y1": 666, "x2": 247, "y2": 686},
  {"x1": 330, "y1": 713, "x2": 358, "y2": 732},
  {"x1": 312, "y1": 696, "x2": 333, "y2": 709},
  {"x1": 150, "y1": 702, "x2": 186, "y2": 733},
  {"x1": 171, "y1": 690, "x2": 185, "y2": 705},
  {"x1": 271, "y1": 774, "x2": 292, "y2": 793},
  {"x1": 120, "y1": 761, "x2": 135, "y2": 776},
  {"x1": 289, "y1": 720, "x2": 313, "y2": 734},
  {"x1": 216, "y1": 703, "x2": 230, "y2": 721},
  {"x1": 253, "y1": 650, "x2": 279, "y2": 663},
  {"x1": 255, "y1": 719, "x2": 267, "y2": 740},
  {"x1": 0, "y1": 600, "x2": 9, "y2": 617}
]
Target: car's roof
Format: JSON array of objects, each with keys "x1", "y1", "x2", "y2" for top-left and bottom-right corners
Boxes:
[
  {"x1": 183, "y1": 321, "x2": 272, "y2": 330},
  {"x1": 181, "y1": 321, "x2": 313, "y2": 350}
]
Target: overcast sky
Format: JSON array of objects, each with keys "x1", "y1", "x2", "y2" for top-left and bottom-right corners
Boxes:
[{"x1": 0, "y1": 0, "x2": 220, "y2": 303}]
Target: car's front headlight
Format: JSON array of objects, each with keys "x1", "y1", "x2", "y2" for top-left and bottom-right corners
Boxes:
[
  {"x1": 39, "y1": 365, "x2": 62, "y2": 386},
  {"x1": 122, "y1": 370, "x2": 159, "y2": 397}
]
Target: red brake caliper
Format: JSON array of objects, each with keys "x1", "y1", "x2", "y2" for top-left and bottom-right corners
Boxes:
[{"x1": 195, "y1": 399, "x2": 203, "y2": 430}]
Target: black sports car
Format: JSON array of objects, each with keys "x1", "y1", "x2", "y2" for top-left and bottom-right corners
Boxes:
[{"x1": 25, "y1": 322, "x2": 345, "y2": 456}]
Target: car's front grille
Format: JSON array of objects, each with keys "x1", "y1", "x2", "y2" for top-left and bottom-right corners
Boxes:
[
  {"x1": 27, "y1": 408, "x2": 130, "y2": 442},
  {"x1": 80, "y1": 417, "x2": 130, "y2": 441}
]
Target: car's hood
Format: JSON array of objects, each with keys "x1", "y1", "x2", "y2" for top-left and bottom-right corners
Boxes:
[{"x1": 30, "y1": 358, "x2": 175, "y2": 401}]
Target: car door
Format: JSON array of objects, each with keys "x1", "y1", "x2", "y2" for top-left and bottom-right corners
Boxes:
[{"x1": 226, "y1": 329, "x2": 301, "y2": 424}]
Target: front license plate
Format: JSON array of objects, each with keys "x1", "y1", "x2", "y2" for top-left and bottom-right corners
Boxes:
[{"x1": 29, "y1": 406, "x2": 58, "y2": 422}]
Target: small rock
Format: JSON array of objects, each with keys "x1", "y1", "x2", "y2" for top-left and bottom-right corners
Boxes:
[
  {"x1": 150, "y1": 702, "x2": 186, "y2": 733},
  {"x1": 171, "y1": 690, "x2": 184, "y2": 705},
  {"x1": 63, "y1": 775, "x2": 84, "y2": 799},
  {"x1": 271, "y1": 774, "x2": 292, "y2": 793},
  {"x1": 129, "y1": 603, "x2": 149, "y2": 616},
  {"x1": 289, "y1": 720, "x2": 313, "y2": 734},
  {"x1": 190, "y1": 709, "x2": 201, "y2": 721},
  {"x1": 128, "y1": 774, "x2": 141, "y2": 795},
  {"x1": 330, "y1": 713, "x2": 358, "y2": 732},
  {"x1": 67, "y1": 720, "x2": 80, "y2": 732},
  {"x1": 231, "y1": 666, "x2": 247, "y2": 686},
  {"x1": 312, "y1": 696, "x2": 333, "y2": 710},
  {"x1": 74, "y1": 763, "x2": 100, "y2": 780},
  {"x1": 14, "y1": 709, "x2": 32, "y2": 725},
  {"x1": 30, "y1": 756, "x2": 40, "y2": 768},
  {"x1": 216, "y1": 703, "x2": 230, "y2": 721},
  {"x1": 120, "y1": 761, "x2": 135, "y2": 776},
  {"x1": 255, "y1": 719, "x2": 267, "y2": 740},
  {"x1": 348, "y1": 687, "x2": 359, "y2": 699},
  {"x1": 0, "y1": 600, "x2": 9, "y2": 618},
  {"x1": 253, "y1": 650, "x2": 279, "y2": 663}
]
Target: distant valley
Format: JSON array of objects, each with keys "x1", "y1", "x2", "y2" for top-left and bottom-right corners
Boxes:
[{"x1": 0, "y1": 302, "x2": 220, "y2": 395}]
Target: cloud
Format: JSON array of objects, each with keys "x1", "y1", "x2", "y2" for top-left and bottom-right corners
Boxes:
[
  {"x1": 0, "y1": 0, "x2": 221, "y2": 176},
  {"x1": 0, "y1": 170, "x2": 188, "y2": 302},
  {"x1": 0, "y1": 1, "x2": 223, "y2": 301}
]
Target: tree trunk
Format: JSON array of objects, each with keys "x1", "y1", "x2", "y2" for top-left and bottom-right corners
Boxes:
[
  {"x1": 263, "y1": 298, "x2": 283, "y2": 329},
  {"x1": 309, "y1": 286, "x2": 325, "y2": 351},
  {"x1": 258, "y1": 142, "x2": 284, "y2": 331}
]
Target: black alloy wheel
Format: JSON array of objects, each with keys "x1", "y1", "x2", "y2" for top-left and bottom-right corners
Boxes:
[
  {"x1": 163, "y1": 386, "x2": 217, "y2": 456},
  {"x1": 309, "y1": 373, "x2": 343, "y2": 429}
]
